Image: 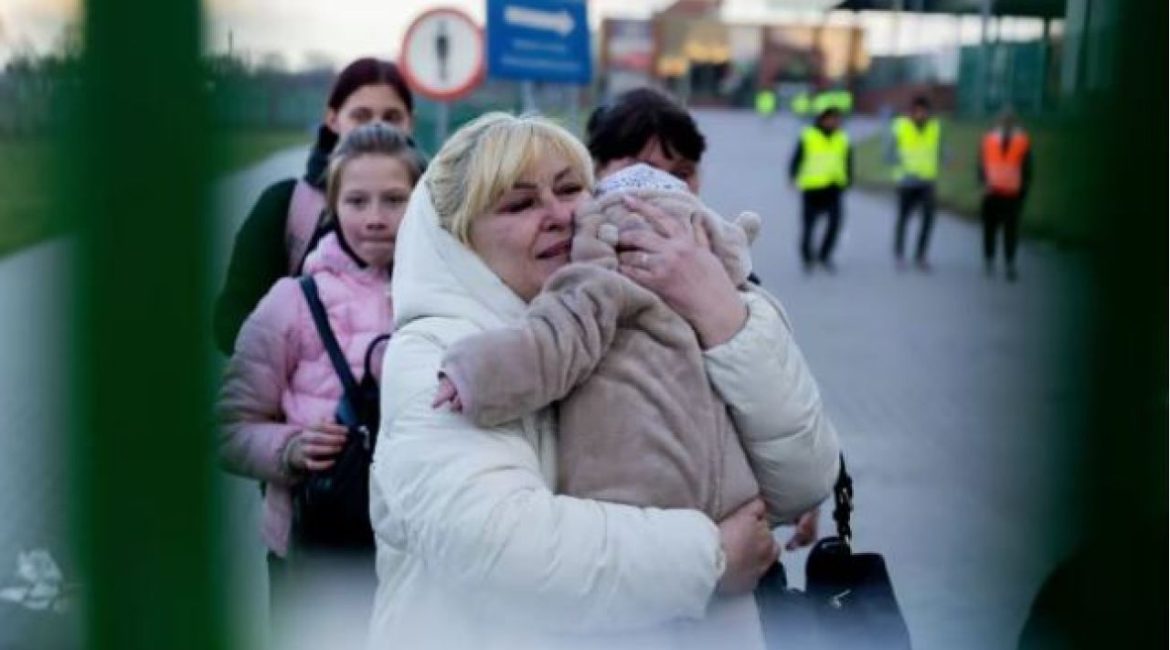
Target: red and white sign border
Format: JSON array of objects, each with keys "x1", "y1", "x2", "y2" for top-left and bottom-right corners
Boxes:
[{"x1": 400, "y1": 7, "x2": 486, "y2": 102}]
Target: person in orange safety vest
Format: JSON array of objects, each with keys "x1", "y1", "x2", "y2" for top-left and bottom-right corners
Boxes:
[{"x1": 979, "y1": 108, "x2": 1032, "y2": 282}]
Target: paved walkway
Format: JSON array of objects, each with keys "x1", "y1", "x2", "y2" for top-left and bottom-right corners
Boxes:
[
  {"x1": 696, "y1": 110, "x2": 1088, "y2": 650},
  {"x1": 1, "y1": 111, "x2": 1088, "y2": 649},
  {"x1": 0, "y1": 239, "x2": 79, "y2": 647},
  {"x1": 210, "y1": 152, "x2": 310, "y2": 650}
]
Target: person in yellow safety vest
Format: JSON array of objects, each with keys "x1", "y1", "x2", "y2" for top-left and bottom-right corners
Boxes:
[
  {"x1": 812, "y1": 89, "x2": 854, "y2": 116},
  {"x1": 811, "y1": 91, "x2": 834, "y2": 115},
  {"x1": 755, "y1": 88, "x2": 777, "y2": 120},
  {"x1": 790, "y1": 91, "x2": 811, "y2": 118},
  {"x1": 838, "y1": 89, "x2": 854, "y2": 114},
  {"x1": 979, "y1": 108, "x2": 1032, "y2": 282},
  {"x1": 885, "y1": 95, "x2": 944, "y2": 271},
  {"x1": 788, "y1": 106, "x2": 852, "y2": 273}
]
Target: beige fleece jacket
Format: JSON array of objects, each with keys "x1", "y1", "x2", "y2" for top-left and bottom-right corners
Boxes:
[{"x1": 441, "y1": 189, "x2": 764, "y2": 520}]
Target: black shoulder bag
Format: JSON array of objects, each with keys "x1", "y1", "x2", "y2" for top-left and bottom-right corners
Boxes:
[
  {"x1": 292, "y1": 276, "x2": 389, "y2": 553},
  {"x1": 756, "y1": 455, "x2": 913, "y2": 649}
]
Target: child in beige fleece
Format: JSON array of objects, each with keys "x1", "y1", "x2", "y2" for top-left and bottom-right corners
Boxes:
[{"x1": 433, "y1": 164, "x2": 763, "y2": 521}]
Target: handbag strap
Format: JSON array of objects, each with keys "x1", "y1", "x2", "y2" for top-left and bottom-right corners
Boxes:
[
  {"x1": 298, "y1": 276, "x2": 361, "y2": 405},
  {"x1": 832, "y1": 453, "x2": 854, "y2": 543},
  {"x1": 364, "y1": 333, "x2": 391, "y2": 380}
]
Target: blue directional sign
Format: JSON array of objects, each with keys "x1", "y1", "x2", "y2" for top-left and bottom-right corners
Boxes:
[{"x1": 486, "y1": 0, "x2": 592, "y2": 84}]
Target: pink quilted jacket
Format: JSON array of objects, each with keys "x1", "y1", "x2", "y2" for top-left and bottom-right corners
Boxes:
[{"x1": 217, "y1": 231, "x2": 393, "y2": 556}]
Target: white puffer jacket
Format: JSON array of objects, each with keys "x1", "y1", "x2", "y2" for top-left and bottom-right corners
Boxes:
[{"x1": 367, "y1": 183, "x2": 840, "y2": 649}]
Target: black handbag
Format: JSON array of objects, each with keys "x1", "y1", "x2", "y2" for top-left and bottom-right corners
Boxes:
[
  {"x1": 291, "y1": 276, "x2": 389, "y2": 553},
  {"x1": 757, "y1": 455, "x2": 913, "y2": 649}
]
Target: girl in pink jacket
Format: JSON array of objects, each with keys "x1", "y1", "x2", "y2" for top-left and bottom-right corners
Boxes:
[{"x1": 217, "y1": 123, "x2": 424, "y2": 634}]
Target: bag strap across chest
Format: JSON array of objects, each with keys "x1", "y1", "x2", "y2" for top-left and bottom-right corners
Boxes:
[{"x1": 299, "y1": 276, "x2": 360, "y2": 403}]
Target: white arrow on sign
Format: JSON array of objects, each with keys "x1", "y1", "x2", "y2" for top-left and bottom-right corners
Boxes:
[{"x1": 504, "y1": 5, "x2": 575, "y2": 37}]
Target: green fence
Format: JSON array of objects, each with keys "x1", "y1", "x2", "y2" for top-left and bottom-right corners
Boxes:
[{"x1": 957, "y1": 40, "x2": 1056, "y2": 115}]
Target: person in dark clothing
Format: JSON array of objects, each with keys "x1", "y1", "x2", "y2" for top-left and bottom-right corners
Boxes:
[
  {"x1": 585, "y1": 87, "x2": 706, "y2": 193},
  {"x1": 978, "y1": 109, "x2": 1032, "y2": 282},
  {"x1": 885, "y1": 96, "x2": 945, "y2": 271},
  {"x1": 789, "y1": 107, "x2": 853, "y2": 273},
  {"x1": 213, "y1": 58, "x2": 415, "y2": 355}
]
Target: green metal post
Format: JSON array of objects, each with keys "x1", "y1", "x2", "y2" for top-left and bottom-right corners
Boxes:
[
  {"x1": 1018, "y1": 0, "x2": 1167, "y2": 646},
  {"x1": 69, "y1": 1, "x2": 225, "y2": 649}
]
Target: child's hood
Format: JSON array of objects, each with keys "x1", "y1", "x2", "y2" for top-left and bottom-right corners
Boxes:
[{"x1": 570, "y1": 188, "x2": 761, "y2": 287}]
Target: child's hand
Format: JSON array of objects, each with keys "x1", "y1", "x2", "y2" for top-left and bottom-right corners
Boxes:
[
  {"x1": 432, "y1": 374, "x2": 463, "y2": 412},
  {"x1": 784, "y1": 507, "x2": 821, "y2": 551},
  {"x1": 286, "y1": 422, "x2": 348, "y2": 473},
  {"x1": 716, "y1": 498, "x2": 779, "y2": 595}
]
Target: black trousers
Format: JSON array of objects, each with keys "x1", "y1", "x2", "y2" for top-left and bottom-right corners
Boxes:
[
  {"x1": 894, "y1": 184, "x2": 936, "y2": 260},
  {"x1": 981, "y1": 194, "x2": 1023, "y2": 266},
  {"x1": 801, "y1": 187, "x2": 844, "y2": 264}
]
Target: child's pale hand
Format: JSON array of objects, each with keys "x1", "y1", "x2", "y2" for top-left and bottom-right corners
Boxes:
[
  {"x1": 432, "y1": 375, "x2": 463, "y2": 412},
  {"x1": 784, "y1": 507, "x2": 821, "y2": 551},
  {"x1": 286, "y1": 422, "x2": 348, "y2": 472},
  {"x1": 716, "y1": 498, "x2": 779, "y2": 595}
]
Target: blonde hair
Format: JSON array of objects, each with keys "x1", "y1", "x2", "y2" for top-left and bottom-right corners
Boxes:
[
  {"x1": 425, "y1": 112, "x2": 595, "y2": 244},
  {"x1": 325, "y1": 122, "x2": 427, "y2": 221}
]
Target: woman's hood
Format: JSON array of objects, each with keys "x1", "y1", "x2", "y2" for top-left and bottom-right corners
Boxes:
[{"x1": 390, "y1": 179, "x2": 528, "y2": 333}]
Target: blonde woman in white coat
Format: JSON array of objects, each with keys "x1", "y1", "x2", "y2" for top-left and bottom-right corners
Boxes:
[{"x1": 368, "y1": 113, "x2": 841, "y2": 649}]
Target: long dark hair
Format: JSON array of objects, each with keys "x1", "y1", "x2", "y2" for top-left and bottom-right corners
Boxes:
[{"x1": 327, "y1": 58, "x2": 414, "y2": 115}]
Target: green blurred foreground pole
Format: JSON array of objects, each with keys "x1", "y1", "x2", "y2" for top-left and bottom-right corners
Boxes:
[
  {"x1": 70, "y1": 1, "x2": 224, "y2": 648},
  {"x1": 1081, "y1": 0, "x2": 1167, "y2": 643},
  {"x1": 1020, "y1": 1, "x2": 1167, "y2": 647}
]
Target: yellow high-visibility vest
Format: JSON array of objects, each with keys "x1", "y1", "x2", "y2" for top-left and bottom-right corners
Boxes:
[
  {"x1": 791, "y1": 92, "x2": 811, "y2": 116},
  {"x1": 838, "y1": 90, "x2": 854, "y2": 113},
  {"x1": 797, "y1": 127, "x2": 850, "y2": 190},
  {"x1": 811, "y1": 90, "x2": 855, "y2": 115},
  {"x1": 892, "y1": 116, "x2": 941, "y2": 181},
  {"x1": 812, "y1": 92, "x2": 836, "y2": 114},
  {"x1": 755, "y1": 90, "x2": 777, "y2": 115}
]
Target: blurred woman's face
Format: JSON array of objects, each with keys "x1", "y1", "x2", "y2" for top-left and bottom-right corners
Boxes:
[
  {"x1": 469, "y1": 153, "x2": 588, "y2": 302},
  {"x1": 335, "y1": 154, "x2": 414, "y2": 268},
  {"x1": 327, "y1": 84, "x2": 413, "y2": 137}
]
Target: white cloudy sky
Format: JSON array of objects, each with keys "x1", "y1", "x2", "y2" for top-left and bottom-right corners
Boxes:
[{"x1": 2, "y1": 0, "x2": 1047, "y2": 68}]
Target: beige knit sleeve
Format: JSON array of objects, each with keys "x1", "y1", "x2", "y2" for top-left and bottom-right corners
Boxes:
[{"x1": 441, "y1": 263, "x2": 646, "y2": 427}]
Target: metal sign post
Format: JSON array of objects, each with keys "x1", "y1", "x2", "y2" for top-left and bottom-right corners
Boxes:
[
  {"x1": 400, "y1": 7, "x2": 485, "y2": 150},
  {"x1": 486, "y1": 0, "x2": 592, "y2": 123},
  {"x1": 568, "y1": 85, "x2": 580, "y2": 135}
]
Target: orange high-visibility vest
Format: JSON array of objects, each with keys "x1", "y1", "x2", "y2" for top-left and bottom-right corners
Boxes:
[{"x1": 981, "y1": 129, "x2": 1030, "y2": 196}]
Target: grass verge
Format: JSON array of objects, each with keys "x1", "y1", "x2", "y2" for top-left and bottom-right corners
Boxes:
[{"x1": 0, "y1": 130, "x2": 310, "y2": 259}]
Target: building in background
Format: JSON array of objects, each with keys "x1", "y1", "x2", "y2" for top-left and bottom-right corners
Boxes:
[
  {"x1": 598, "y1": 0, "x2": 868, "y2": 108},
  {"x1": 598, "y1": 18, "x2": 656, "y2": 97},
  {"x1": 834, "y1": 0, "x2": 1067, "y2": 116},
  {"x1": 596, "y1": 0, "x2": 1086, "y2": 118}
]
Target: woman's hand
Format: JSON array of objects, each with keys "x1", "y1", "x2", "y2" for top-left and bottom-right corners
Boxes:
[
  {"x1": 284, "y1": 422, "x2": 348, "y2": 472},
  {"x1": 715, "y1": 498, "x2": 779, "y2": 596},
  {"x1": 615, "y1": 195, "x2": 748, "y2": 349}
]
